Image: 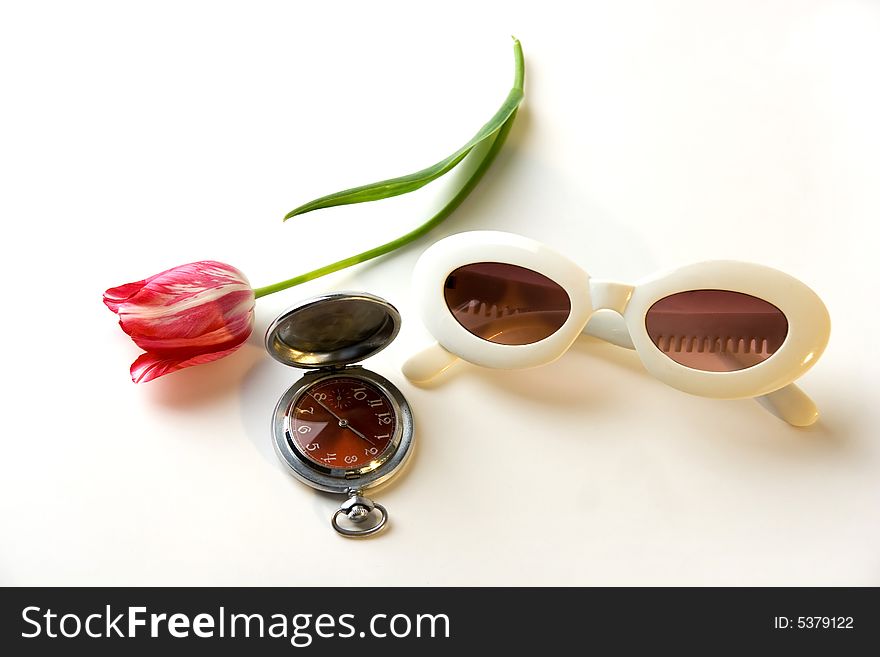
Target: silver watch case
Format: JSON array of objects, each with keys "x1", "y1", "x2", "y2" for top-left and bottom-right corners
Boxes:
[
  {"x1": 266, "y1": 292, "x2": 414, "y2": 495},
  {"x1": 271, "y1": 367, "x2": 414, "y2": 494}
]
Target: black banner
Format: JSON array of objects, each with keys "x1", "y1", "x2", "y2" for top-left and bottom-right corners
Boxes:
[{"x1": 1, "y1": 587, "x2": 876, "y2": 654}]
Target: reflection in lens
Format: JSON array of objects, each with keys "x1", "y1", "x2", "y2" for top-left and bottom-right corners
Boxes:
[
  {"x1": 443, "y1": 262, "x2": 571, "y2": 345},
  {"x1": 645, "y1": 290, "x2": 788, "y2": 372}
]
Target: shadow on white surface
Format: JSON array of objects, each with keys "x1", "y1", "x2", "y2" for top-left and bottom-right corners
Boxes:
[
  {"x1": 409, "y1": 333, "x2": 852, "y2": 452},
  {"x1": 141, "y1": 342, "x2": 265, "y2": 408}
]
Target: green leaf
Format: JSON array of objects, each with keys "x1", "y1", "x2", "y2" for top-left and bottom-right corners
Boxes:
[
  {"x1": 254, "y1": 38, "x2": 524, "y2": 300},
  {"x1": 283, "y1": 38, "x2": 525, "y2": 221}
]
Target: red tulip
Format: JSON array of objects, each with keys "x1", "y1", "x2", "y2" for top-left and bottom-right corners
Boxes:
[{"x1": 104, "y1": 261, "x2": 255, "y2": 383}]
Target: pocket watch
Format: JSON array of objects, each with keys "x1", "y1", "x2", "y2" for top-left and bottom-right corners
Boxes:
[{"x1": 265, "y1": 293, "x2": 414, "y2": 538}]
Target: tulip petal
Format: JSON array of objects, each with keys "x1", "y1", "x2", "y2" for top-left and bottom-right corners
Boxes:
[
  {"x1": 106, "y1": 260, "x2": 256, "y2": 382},
  {"x1": 126, "y1": 309, "x2": 254, "y2": 354},
  {"x1": 103, "y1": 280, "x2": 147, "y2": 313},
  {"x1": 121, "y1": 289, "x2": 254, "y2": 349},
  {"x1": 130, "y1": 343, "x2": 246, "y2": 383}
]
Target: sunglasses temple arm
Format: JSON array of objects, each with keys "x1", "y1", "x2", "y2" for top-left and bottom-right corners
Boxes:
[
  {"x1": 582, "y1": 315, "x2": 819, "y2": 427},
  {"x1": 755, "y1": 385, "x2": 819, "y2": 427},
  {"x1": 402, "y1": 342, "x2": 460, "y2": 383}
]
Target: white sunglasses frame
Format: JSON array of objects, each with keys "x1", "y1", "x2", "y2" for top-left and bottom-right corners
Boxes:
[{"x1": 403, "y1": 231, "x2": 830, "y2": 427}]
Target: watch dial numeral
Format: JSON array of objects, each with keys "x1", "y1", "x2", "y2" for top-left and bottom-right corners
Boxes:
[{"x1": 289, "y1": 377, "x2": 397, "y2": 471}]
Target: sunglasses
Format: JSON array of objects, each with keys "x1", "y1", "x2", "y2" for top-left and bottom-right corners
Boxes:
[{"x1": 402, "y1": 231, "x2": 830, "y2": 426}]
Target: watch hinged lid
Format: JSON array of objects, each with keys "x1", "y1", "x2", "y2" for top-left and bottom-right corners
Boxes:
[{"x1": 265, "y1": 293, "x2": 401, "y2": 368}]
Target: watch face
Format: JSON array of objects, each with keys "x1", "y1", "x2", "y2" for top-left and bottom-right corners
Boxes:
[{"x1": 287, "y1": 376, "x2": 397, "y2": 472}]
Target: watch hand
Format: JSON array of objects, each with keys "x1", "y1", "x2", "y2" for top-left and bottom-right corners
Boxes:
[
  {"x1": 310, "y1": 394, "x2": 377, "y2": 447},
  {"x1": 338, "y1": 418, "x2": 376, "y2": 447},
  {"x1": 309, "y1": 394, "x2": 347, "y2": 424}
]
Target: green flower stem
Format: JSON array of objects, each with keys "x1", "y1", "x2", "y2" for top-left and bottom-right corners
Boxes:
[
  {"x1": 253, "y1": 114, "x2": 518, "y2": 299},
  {"x1": 253, "y1": 38, "x2": 524, "y2": 300}
]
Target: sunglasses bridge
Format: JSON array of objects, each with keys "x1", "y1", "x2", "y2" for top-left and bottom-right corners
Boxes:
[
  {"x1": 589, "y1": 280, "x2": 635, "y2": 314},
  {"x1": 581, "y1": 280, "x2": 637, "y2": 349}
]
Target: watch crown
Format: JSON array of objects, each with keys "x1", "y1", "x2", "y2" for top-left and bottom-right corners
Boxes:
[{"x1": 339, "y1": 494, "x2": 375, "y2": 514}]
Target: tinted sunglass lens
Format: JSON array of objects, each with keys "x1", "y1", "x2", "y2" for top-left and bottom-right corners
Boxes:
[
  {"x1": 444, "y1": 262, "x2": 571, "y2": 345},
  {"x1": 645, "y1": 290, "x2": 788, "y2": 372}
]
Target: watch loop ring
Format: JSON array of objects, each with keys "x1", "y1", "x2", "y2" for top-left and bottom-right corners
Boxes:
[{"x1": 331, "y1": 501, "x2": 388, "y2": 538}]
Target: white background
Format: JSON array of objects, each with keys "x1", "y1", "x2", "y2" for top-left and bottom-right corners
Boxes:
[{"x1": 1, "y1": 0, "x2": 878, "y2": 585}]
